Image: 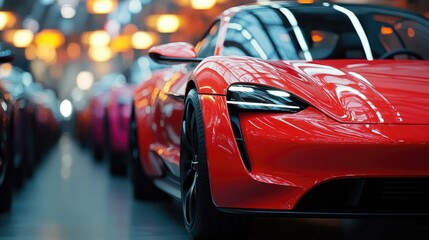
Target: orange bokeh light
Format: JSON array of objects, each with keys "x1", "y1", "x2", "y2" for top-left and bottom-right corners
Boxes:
[
  {"x1": 88, "y1": 46, "x2": 114, "y2": 62},
  {"x1": 87, "y1": 0, "x2": 117, "y2": 14},
  {"x1": 381, "y1": 26, "x2": 393, "y2": 35},
  {"x1": 35, "y1": 29, "x2": 65, "y2": 48},
  {"x1": 132, "y1": 31, "x2": 158, "y2": 49},
  {"x1": 297, "y1": 0, "x2": 314, "y2": 4},
  {"x1": 191, "y1": 0, "x2": 216, "y2": 9},
  {"x1": 311, "y1": 32, "x2": 324, "y2": 43},
  {"x1": 88, "y1": 30, "x2": 111, "y2": 47},
  {"x1": 13, "y1": 29, "x2": 34, "y2": 48},
  {"x1": 147, "y1": 14, "x2": 181, "y2": 33},
  {"x1": 111, "y1": 35, "x2": 132, "y2": 52},
  {"x1": 67, "y1": 42, "x2": 81, "y2": 60},
  {"x1": 0, "y1": 11, "x2": 17, "y2": 30},
  {"x1": 408, "y1": 27, "x2": 415, "y2": 38}
]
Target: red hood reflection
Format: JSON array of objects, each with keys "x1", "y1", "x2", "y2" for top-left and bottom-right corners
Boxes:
[
  {"x1": 276, "y1": 60, "x2": 429, "y2": 124},
  {"x1": 196, "y1": 57, "x2": 429, "y2": 124}
]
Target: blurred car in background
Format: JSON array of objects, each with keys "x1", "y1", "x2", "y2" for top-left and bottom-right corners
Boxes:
[
  {"x1": 130, "y1": 2, "x2": 429, "y2": 239},
  {"x1": 74, "y1": 98, "x2": 91, "y2": 148},
  {"x1": 88, "y1": 72, "x2": 126, "y2": 160},
  {"x1": 0, "y1": 46, "x2": 16, "y2": 212},
  {"x1": 0, "y1": 63, "x2": 36, "y2": 188},
  {"x1": 105, "y1": 56, "x2": 165, "y2": 175},
  {"x1": 27, "y1": 85, "x2": 62, "y2": 164},
  {"x1": 0, "y1": 44, "x2": 60, "y2": 212}
]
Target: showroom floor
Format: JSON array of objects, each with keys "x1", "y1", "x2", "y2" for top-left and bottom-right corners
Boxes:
[{"x1": 0, "y1": 132, "x2": 429, "y2": 240}]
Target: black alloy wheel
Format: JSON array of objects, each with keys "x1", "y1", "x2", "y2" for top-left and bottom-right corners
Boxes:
[{"x1": 181, "y1": 91, "x2": 199, "y2": 227}]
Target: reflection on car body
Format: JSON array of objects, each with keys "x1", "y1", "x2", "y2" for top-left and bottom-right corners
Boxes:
[{"x1": 130, "y1": 2, "x2": 429, "y2": 239}]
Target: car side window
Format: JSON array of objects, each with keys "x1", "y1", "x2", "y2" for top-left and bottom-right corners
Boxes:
[
  {"x1": 195, "y1": 21, "x2": 220, "y2": 58},
  {"x1": 360, "y1": 14, "x2": 429, "y2": 59},
  {"x1": 222, "y1": 8, "x2": 299, "y2": 60}
]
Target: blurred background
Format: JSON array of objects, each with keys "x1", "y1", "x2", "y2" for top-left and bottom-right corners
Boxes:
[
  {"x1": 0, "y1": 1, "x2": 429, "y2": 238},
  {"x1": 0, "y1": 0, "x2": 428, "y2": 120}
]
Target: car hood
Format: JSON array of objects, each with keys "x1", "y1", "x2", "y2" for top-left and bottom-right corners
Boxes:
[{"x1": 269, "y1": 60, "x2": 429, "y2": 124}]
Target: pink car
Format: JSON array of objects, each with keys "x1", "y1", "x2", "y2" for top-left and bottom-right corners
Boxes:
[
  {"x1": 106, "y1": 56, "x2": 164, "y2": 175},
  {"x1": 105, "y1": 84, "x2": 133, "y2": 174},
  {"x1": 89, "y1": 73, "x2": 125, "y2": 160}
]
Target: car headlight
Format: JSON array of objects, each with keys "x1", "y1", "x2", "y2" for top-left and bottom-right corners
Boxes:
[{"x1": 226, "y1": 84, "x2": 308, "y2": 112}]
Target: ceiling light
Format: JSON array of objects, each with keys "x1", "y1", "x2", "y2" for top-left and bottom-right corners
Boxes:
[
  {"x1": 61, "y1": 4, "x2": 76, "y2": 19},
  {"x1": 12, "y1": 29, "x2": 34, "y2": 48},
  {"x1": 87, "y1": 0, "x2": 118, "y2": 14},
  {"x1": 35, "y1": 29, "x2": 65, "y2": 48},
  {"x1": 191, "y1": 0, "x2": 216, "y2": 10},
  {"x1": 76, "y1": 71, "x2": 94, "y2": 90},
  {"x1": 132, "y1": 31, "x2": 157, "y2": 49},
  {"x1": 155, "y1": 14, "x2": 180, "y2": 33}
]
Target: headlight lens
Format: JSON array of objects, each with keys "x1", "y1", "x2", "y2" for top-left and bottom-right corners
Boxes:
[{"x1": 227, "y1": 84, "x2": 308, "y2": 112}]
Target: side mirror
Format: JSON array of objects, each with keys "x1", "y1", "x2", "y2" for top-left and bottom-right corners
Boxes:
[
  {"x1": 148, "y1": 42, "x2": 203, "y2": 64},
  {"x1": 0, "y1": 48, "x2": 14, "y2": 63}
]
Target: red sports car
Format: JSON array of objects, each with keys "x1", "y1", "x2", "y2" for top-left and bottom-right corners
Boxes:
[{"x1": 130, "y1": 2, "x2": 429, "y2": 238}]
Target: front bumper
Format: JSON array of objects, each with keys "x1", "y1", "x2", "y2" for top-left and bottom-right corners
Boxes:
[{"x1": 200, "y1": 95, "x2": 429, "y2": 212}]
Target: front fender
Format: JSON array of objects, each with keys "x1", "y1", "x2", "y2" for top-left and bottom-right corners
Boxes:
[{"x1": 194, "y1": 56, "x2": 287, "y2": 95}]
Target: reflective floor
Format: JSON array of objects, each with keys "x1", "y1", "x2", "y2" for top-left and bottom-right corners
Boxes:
[{"x1": 1, "y1": 132, "x2": 429, "y2": 240}]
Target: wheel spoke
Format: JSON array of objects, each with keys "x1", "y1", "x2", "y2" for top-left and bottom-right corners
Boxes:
[
  {"x1": 182, "y1": 121, "x2": 195, "y2": 156},
  {"x1": 184, "y1": 104, "x2": 195, "y2": 150},
  {"x1": 181, "y1": 94, "x2": 202, "y2": 226},
  {"x1": 185, "y1": 172, "x2": 197, "y2": 224},
  {"x1": 183, "y1": 169, "x2": 193, "y2": 188}
]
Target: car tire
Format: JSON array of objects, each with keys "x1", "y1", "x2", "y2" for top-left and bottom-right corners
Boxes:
[
  {"x1": 129, "y1": 109, "x2": 170, "y2": 200},
  {"x1": 0, "y1": 159, "x2": 13, "y2": 212},
  {"x1": 14, "y1": 162, "x2": 25, "y2": 189},
  {"x1": 0, "y1": 121, "x2": 14, "y2": 212},
  {"x1": 106, "y1": 116, "x2": 127, "y2": 176},
  {"x1": 93, "y1": 144, "x2": 103, "y2": 161},
  {"x1": 180, "y1": 89, "x2": 253, "y2": 239},
  {"x1": 109, "y1": 152, "x2": 127, "y2": 176}
]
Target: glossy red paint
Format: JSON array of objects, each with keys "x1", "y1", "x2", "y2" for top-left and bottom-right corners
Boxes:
[
  {"x1": 195, "y1": 58, "x2": 429, "y2": 124},
  {"x1": 149, "y1": 42, "x2": 197, "y2": 59},
  {"x1": 200, "y1": 94, "x2": 303, "y2": 209},
  {"x1": 202, "y1": 96, "x2": 429, "y2": 210},
  {"x1": 137, "y1": 56, "x2": 429, "y2": 211},
  {"x1": 133, "y1": 2, "x2": 429, "y2": 217},
  {"x1": 134, "y1": 69, "x2": 187, "y2": 177}
]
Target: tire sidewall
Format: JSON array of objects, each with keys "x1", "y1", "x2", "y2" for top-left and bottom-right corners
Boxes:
[{"x1": 180, "y1": 89, "x2": 216, "y2": 236}]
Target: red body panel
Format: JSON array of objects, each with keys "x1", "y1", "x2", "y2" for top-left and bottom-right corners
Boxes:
[
  {"x1": 135, "y1": 57, "x2": 429, "y2": 211},
  {"x1": 134, "y1": 69, "x2": 187, "y2": 177},
  {"x1": 195, "y1": 58, "x2": 429, "y2": 124},
  {"x1": 201, "y1": 95, "x2": 429, "y2": 209}
]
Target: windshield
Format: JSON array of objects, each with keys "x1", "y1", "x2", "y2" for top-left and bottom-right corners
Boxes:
[{"x1": 222, "y1": 4, "x2": 429, "y2": 61}]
